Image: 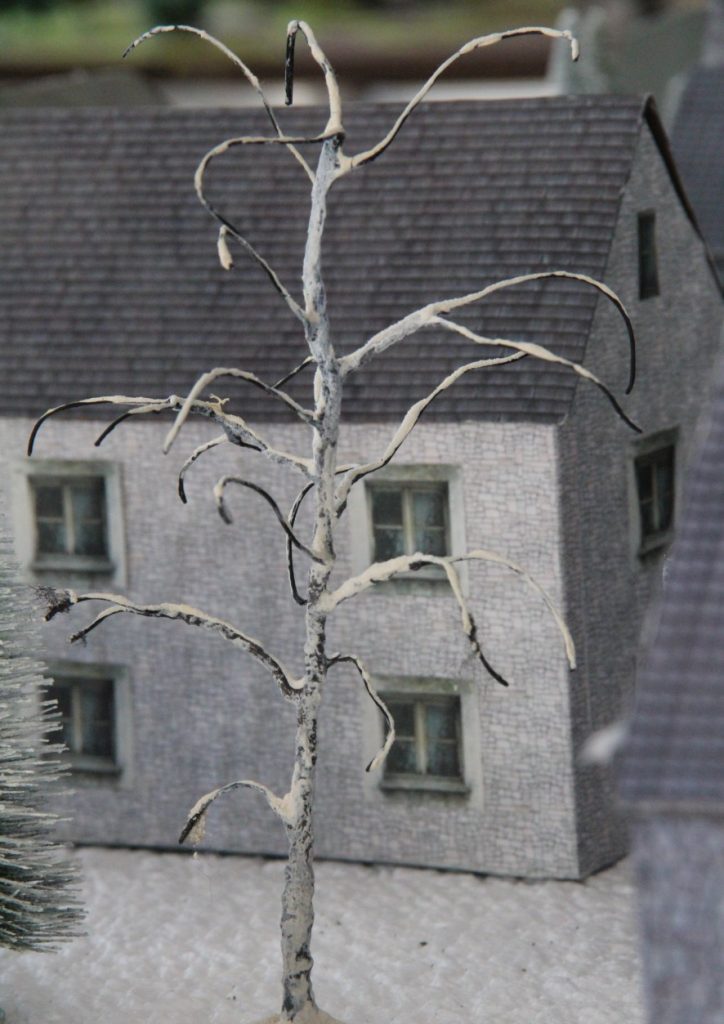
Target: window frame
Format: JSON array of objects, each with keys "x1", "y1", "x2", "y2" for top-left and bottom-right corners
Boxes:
[
  {"x1": 45, "y1": 661, "x2": 131, "y2": 778},
  {"x1": 367, "y1": 478, "x2": 451, "y2": 578},
  {"x1": 361, "y1": 674, "x2": 483, "y2": 806},
  {"x1": 11, "y1": 459, "x2": 126, "y2": 587},
  {"x1": 630, "y1": 428, "x2": 678, "y2": 556},
  {"x1": 637, "y1": 209, "x2": 660, "y2": 300},
  {"x1": 348, "y1": 464, "x2": 467, "y2": 596},
  {"x1": 380, "y1": 690, "x2": 467, "y2": 794}
]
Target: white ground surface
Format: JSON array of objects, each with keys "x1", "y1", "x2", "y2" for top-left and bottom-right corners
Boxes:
[{"x1": 1, "y1": 847, "x2": 645, "y2": 1024}]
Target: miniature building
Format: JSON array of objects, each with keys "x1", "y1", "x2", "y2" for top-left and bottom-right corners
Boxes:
[
  {"x1": 0, "y1": 96, "x2": 720, "y2": 879},
  {"x1": 618, "y1": 354, "x2": 724, "y2": 1022}
]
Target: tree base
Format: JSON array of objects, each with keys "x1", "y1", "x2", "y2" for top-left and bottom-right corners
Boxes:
[{"x1": 253, "y1": 1007, "x2": 346, "y2": 1024}]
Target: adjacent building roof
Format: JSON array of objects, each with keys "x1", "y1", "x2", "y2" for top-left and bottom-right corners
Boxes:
[
  {"x1": 619, "y1": 356, "x2": 724, "y2": 811},
  {"x1": 671, "y1": 66, "x2": 724, "y2": 278},
  {"x1": 0, "y1": 96, "x2": 691, "y2": 423}
]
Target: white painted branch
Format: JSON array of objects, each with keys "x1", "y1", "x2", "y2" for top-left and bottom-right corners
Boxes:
[
  {"x1": 179, "y1": 778, "x2": 291, "y2": 846},
  {"x1": 327, "y1": 654, "x2": 396, "y2": 772},
  {"x1": 274, "y1": 355, "x2": 315, "y2": 389},
  {"x1": 340, "y1": 269, "x2": 637, "y2": 395},
  {"x1": 163, "y1": 365, "x2": 313, "y2": 451},
  {"x1": 285, "y1": 21, "x2": 344, "y2": 135},
  {"x1": 441, "y1": 560, "x2": 509, "y2": 687},
  {"x1": 335, "y1": 351, "x2": 526, "y2": 512},
  {"x1": 344, "y1": 27, "x2": 578, "y2": 173},
  {"x1": 123, "y1": 23, "x2": 314, "y2": 181},
  {"x1": 434, "y1": 318, "x2": 640, "y2": 432},
  {"x1": 212, "y1": 221, "x2": 306, "y2": 323},
  {"x1": 320, "y1": 551, "x2": 576, "y2": 671},
  {"x1": 28, "y1": 395, "x2": 177, "y2": 455},
  {"x1": 178, "y1": 434, "x2": 229, "y2": 503},
  {"x1": 214, "y1": 475, "x2": 325, "y2": 564},
  {"x1": 42, "y1": 590, "x2": 303, "y2": 699}
]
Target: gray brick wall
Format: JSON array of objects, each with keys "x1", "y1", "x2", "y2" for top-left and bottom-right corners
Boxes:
[
  {"x1": 558, "y1": 122, "x2": 723, "y2": 877},
  {"x1": 1, "y1": 411, "x2": 581, "y2": 877}
]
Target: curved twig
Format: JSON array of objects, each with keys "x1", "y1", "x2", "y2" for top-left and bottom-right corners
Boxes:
[
  {"x1": 435, "y1": 319, "x2": 641, "y2": 433},
  {"x1": 346, "y1": 27, "x2": 577, "y2": 172},
  {"x1": 164, "y1": 366, "x2": 313, "y2": 453},
  {"x1": 328, "y1": 653, "x2": 396, "y2": 772},
  {"x1": 441, "y1": 560, "x2": 509, "y2": 687},
  {"x1": 93, "y1": 402, "x2": 177, "y2": 447},
  {"x1": 274, "y1": 355, "x2": 315, "y2": 390},
  {"x1": 320, "y1": 550, "x2": 576, "y2": 672},
  {"x1": 341, "y1": 269, "x2": 637, "y2": 395},
  {"x1": 28, "y1": 395, "x2": 176, "y2": 456},
  {"x1": 285, "y1": 20, "x2": 344, "y2": 134},
  {"x1": 336, "y1": 351, "x2": 526, "y2": 513},
  {"x1": 43, "y1": 589, "x2": 303, "y2": 699},
  {"x1": 180, "y1": 778, "x2": 291, "y2": 845},
  {"x1": 214, "y1": 475, "x2": 325, "y2": 564},
  {"x1": 287, "y1": 482, "x2": 315, "y2": 607},
  {"x1": 178, "y1": 435, "x2": 230, "y2": 503},
  {"x1": 123, "y1": 23, "x2": 314, "y2": 181}
]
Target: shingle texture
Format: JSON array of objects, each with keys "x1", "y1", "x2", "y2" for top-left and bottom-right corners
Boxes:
[
  {"x1": 0, "y1": 97, "x2": 650, "y2": 423},
  {"x1": 671, "y1": 67, "x2": 724, "y2": 277},
  {"x1": 619, "y1": 356, "x2": 724, "y2": 808}
]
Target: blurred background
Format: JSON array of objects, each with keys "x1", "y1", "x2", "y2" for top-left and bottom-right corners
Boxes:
[{"x1": 0, "y1": 0, "x2": 716, "y2": 125}]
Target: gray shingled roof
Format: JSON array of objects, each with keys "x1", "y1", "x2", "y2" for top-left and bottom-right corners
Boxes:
[
  {"x1": 619, "y1": 357, "x2": 724, "y2": 810},
  {"x1": 671, "y1": 66, "x2": 724, "y2": 278},
  {"x1": 0, "y1": 96, "x2": 667, "y2": 423}
]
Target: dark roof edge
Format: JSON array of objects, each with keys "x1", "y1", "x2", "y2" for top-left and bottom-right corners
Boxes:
[{"x1": 642, "y1": 95, "x2": 723, "y2": 294}]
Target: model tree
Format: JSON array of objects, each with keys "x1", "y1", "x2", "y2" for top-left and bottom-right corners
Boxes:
[
  {"x1": 29, "y1": 21, "x2": 640, "y2": 1024},
  {"x1": 0, "y1": 527, "x2": 82, "y2": 957}
]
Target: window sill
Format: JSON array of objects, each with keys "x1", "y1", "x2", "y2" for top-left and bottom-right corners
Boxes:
[
  {"x1": 380, "y1": 775, "x2": 470, "y2": 796},
  {"x1": 32, "y1": 556, "x2": 115, "y2": 574},
  {"x1": 63, "y1": 755, "x2": 121, "y2": 776},
  {"x1": 638, "y1": 531, "x2": 673, "y2": 558}
]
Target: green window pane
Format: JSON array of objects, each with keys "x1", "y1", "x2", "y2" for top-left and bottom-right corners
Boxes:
[
  {"x1": 71, "y1": 480, "x2": 105, "y2": 521},
  {"x1": 37, "y1": 520, "x2": 66, "y2": 554},
  {"x1": 371, "y1": 489, "x2": 403, "y2": 525},
  {"x1": 412, "y1": 489, "x2": 445, "y2": 528},
  {"x1": 426, "y1": 702, "x2": 457, "y2": 741},
  {"x1": 374, "y1": 527, "x2": 405, "y2": 561},
  {"x1": 34, "y1": 484, "x2": 64, "y2": 518},
  {"x1": 427, "y1": 740, "x2": 460, "y2": 778},
  {"x1": 386, "y1": 737, "x2": 417, "y2": 775},
  {"x1": 75, "y1": 520, "x2": 107, "y2": 557},
  {"x1": 80, "y1": 684, "x2": 114, "y2": 759},
  {"x1": 636, "y1": 462, "x2": 654, "y2": 501},
  {"x1": 387, "y1": 701, "x2": 415, "y2": 737},
  {"x1": 414, "y1": 527, "x2": 447, "y2": 556}
]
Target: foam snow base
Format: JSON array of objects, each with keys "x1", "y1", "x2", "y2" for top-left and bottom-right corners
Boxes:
[{"x1": 0, "y1": 846, "x2": 645, "y2": 1024}]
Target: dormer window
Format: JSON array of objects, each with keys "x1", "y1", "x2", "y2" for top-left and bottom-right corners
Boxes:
[{"x1": 638, "y1": 210, "x2": 659, "y2": 299}]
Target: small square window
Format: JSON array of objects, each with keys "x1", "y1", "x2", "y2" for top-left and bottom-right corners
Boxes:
[
  {"x1": 638, "y1": 210, "x2": 660, "y2": 300},
  {"x1": 380, "y1": 692, "x2": 467, "y2": 793},
  {"x1": 46, "y1": 672, "x2": 118, "y2": 773},
  {"x1": 369, "y1": 481, "x2": 450, "y2": 563},
  {"x1": 12, "y1": 460, "x2": 125, "y2": 585},
  {"x1": 635, "y1": 442, "x2": 675, "y2": 552},
  {"x1": 32, "y1": 476, "x2": 109, "y2": 562}
]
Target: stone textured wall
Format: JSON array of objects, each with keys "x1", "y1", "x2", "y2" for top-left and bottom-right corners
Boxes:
[
  {"x1": 558, "y1": 123, "x2": 723, "y2": 877},
  {"x1": 0, "y1": 411, "x2": 580, "y2": 877},
  {"x1": 631, "y1": 815, "x2": 724, "y2": 1024}
]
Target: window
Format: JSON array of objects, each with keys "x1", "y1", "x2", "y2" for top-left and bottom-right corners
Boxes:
[
  {"x1": 383, "y1": 693, "x2": 463, "y2": 784},
  {"x1": 638, "y1": 210, "x2": 659, "y2": 299},
  {"x1": 46, "y1": 671, "x2": 118, "y2": 773},
  {"x1": 361, "y1": 675, "x2": 482, "y2": 804},
  {"x1": 634, "y1": 438, "x2": 675, "y2": 553},
  {"x1": 11, "y1": 460, "x2": 126, "y2": 585},
  {"x1": 32, "y1": 476, "x2": 108, "y2": 563},
  {"x1": 369, "y1": 482, "x2": 449, "y2": 562}
]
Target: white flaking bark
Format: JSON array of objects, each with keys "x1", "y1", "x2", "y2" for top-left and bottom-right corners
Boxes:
[
  {"x1": 42, "y1": 590, "x2": 303, "y2": 699},
  {"x1": 320, "y1": 551, "x2": 576, "y2": 672},
  {"x1": 340, "y1": 268, "x2": 636, "y2": 394}
]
